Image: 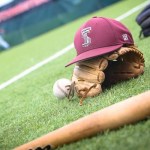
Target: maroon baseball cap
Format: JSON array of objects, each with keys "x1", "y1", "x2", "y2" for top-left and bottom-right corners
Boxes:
[{"x1": 66, "y1": 17, "x2": 134, "y2": 67}]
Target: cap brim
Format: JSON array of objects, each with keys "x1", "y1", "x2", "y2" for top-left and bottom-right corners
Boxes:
[{"x1": 65, "y1": 44, "x2": 123, "y2": 67}]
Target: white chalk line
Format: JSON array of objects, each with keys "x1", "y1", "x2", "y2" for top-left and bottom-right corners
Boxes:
[
  {"x1": 115, "y1": 1, "x2": 150, "y2": 21},
  {"x1": 0, "y1": 0, "x2": 149, "y2": 91}
]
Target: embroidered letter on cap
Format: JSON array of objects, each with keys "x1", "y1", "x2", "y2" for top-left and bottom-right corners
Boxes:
[
  {"x1": 122, "y1": 34, "x2": 128, "y2": 41},
  {"x1": 81, "y1": 27, "x2": 91, "y2": 47}
]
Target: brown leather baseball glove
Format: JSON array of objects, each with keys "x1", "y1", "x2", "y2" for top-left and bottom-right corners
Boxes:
[{"x1": 71, "y1": 45, "x2": 145, "y2": 105}]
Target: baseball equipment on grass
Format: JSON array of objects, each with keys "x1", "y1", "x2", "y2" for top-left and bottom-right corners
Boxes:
[
  {"x1": 15, "y1": 90, "x2": 150, "y2": 150},
  {"x1": 72, "y1": 45, "x2": 144, "y2": 105},
  {"x1": 65, "y1": 17, "x2": 145, "y2": 105},
  {"x1": 66, "y1": 17, "x2": 135, "y2": 66},
  {"x1": 53, "y1": 78, "x2": 74, "y2": 99}
]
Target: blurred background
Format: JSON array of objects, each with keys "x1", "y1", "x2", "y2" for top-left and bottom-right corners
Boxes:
[{"x1": 0, "y1": 0, "x2": 120, "y2": 51}]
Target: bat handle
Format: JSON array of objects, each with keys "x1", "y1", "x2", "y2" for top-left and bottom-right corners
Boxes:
[{"x1": 30, "y1": 145, "x2": 51, "y2": 150}]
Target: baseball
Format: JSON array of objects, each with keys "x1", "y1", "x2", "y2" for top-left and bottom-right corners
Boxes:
[{"x1": 53, "y1": 78, "x2": 72, "y2": 99}]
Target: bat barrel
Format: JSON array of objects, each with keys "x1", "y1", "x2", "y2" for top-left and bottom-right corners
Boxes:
[{"x1": 14, "y1": 90, "x2": 150, "y2": 150}]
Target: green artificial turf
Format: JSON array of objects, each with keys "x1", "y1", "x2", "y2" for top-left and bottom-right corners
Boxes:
[{"x1": 0, "y1": 0, "x2": 150, "y2": 150}]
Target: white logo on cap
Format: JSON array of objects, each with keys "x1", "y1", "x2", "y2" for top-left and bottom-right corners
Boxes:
[
  {"x1": 81, "y1": 27, "x2": 91, "y2": 47},
  {"x1": 122, "y1": 34, "x2": 128, "y2": 41}
]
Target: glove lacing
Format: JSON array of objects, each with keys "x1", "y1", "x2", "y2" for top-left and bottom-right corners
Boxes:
[
  {"x1": 65, "y1": 81, "x2": 75, "y2": 100},
  {"x1": 77, "y1": 83, "x2": 97, "y2": 106},
  {"x1": 66, "y1": 82, "x2": 97, "y2": 106}
]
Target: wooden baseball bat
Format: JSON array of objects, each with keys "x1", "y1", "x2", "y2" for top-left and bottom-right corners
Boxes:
[{"x1": 15, "y1": 90, "x2": 150, "y2": 150}]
